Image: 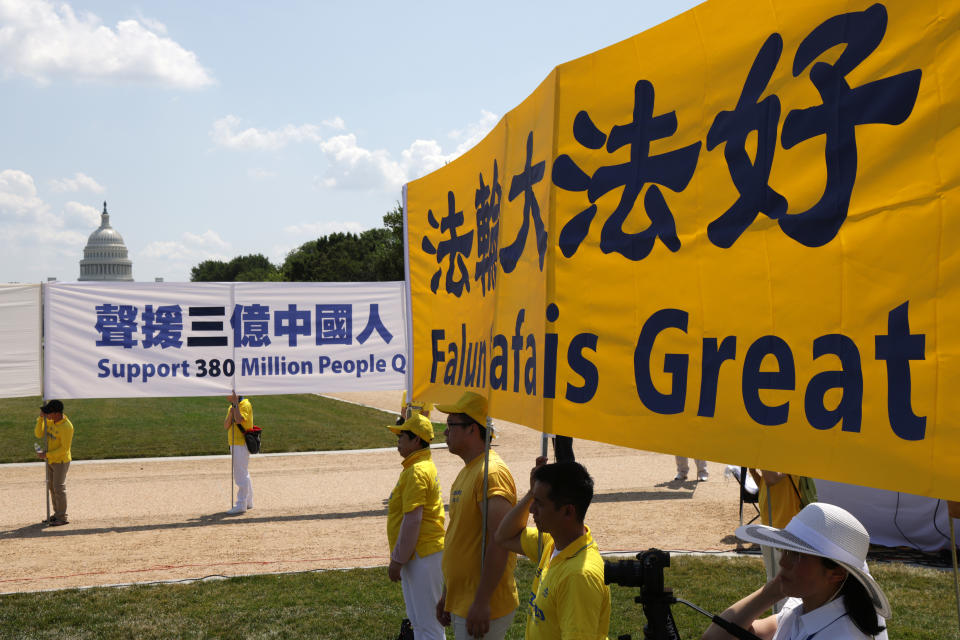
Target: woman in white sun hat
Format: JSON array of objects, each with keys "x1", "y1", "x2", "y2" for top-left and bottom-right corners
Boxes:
[{"x1": 702, "y1": 502, "x2": 890, "y2": 640}]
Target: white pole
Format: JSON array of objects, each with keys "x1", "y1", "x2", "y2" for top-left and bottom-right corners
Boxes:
[{"x1": 39, "y1": 283, "x2": 50, "y2": 524}]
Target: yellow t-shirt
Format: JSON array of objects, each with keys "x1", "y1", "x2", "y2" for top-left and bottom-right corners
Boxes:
[
  {"x1": 442, "y1": 450, "x2": 519, "y2": 619},
  {"x1": 759, "y1": 474, "x2": 802, "y2": 528},
  {"x1": 34, "y1": 415, "x2": 74, "y2": 464},
  {"x1": 387, "y1": 447, "x2": 445, "y2": 558},
  {"x1": 225, "y1": 398, "x2": 253, "y2": 446},
  {"x1": 520, "y1": 526, "x2": 610, "y2": 640}
]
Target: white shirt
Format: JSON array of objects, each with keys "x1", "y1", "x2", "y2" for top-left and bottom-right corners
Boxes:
[{"x1": 773, "y1": 597, "x2": 889, "y2": 640}]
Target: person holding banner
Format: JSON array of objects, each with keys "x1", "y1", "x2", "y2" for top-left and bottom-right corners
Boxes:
[
  {"x1": 34, "y1": 400, "x2": 73, "y2": 526},
  {"x1": 702, "y1": 502, "x2": 890, "y2": 640},
  {"x1": 435, "y1": 391, "x2": 519, "y2": 640},
  {"x1": 401, "y1": 390, "x2": 433, "y2": 420},
  {"x1": 386, "y1": 410, "x2": 446, "y2": 640},
  {"x1": 750, "y1": 469, "x2": 804, "y2": 591},
  {"x1": 224, "y1": 392, "x2": 253, "y2": 515},
  {"x1": 495, "y1": 457, "x2": 610, "y2": 640}
]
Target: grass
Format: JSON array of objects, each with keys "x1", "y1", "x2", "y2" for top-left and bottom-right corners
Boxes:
[
  {"x1": 0, "y1": 556, "x2": 953, "y2": 639},
  {"x1": 0, "y1": 395, "x2": 447, "y2": 463}
]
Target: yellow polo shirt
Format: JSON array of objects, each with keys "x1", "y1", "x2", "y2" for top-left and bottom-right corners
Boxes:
[
  {"x1": 759, "y1": 475, "x2": 802, "y2": 528},
  {"x1": 519, "y1": 526, "x2": 610, "y2": 640},
  {"x1": 225, "y1": 398, "x2": 253, "y2": 446},
  {"x1": 442, "y1": 450, "x2": 519, "y2": 619},
  {"x1": 34, "y1": 415, "x2": 74, "y2": 464},
  {"x1": 387, "y1": 447, "x2": 445, "y2": 558}
]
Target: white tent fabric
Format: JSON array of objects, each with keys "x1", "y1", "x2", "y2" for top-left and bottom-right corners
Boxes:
[
  {"x1": 818, "y1": 479, "x2": 959, "y2": 552},
  {"x1": 0, "y1": 284, "x2": 41, "y2": 399}
]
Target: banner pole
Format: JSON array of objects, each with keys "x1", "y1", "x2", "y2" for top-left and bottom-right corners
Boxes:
[
  {"x1": 39, "y1": 282, "x2": 50, "y2": 524},
  {"x1": 948, "y1": 502, "x2": 960, "y2": 634},
  {"x1": 537, "y1": 433, "x2": 548, "y2": 559},
  {"x1": 401, "y1": 185, "x2": 414, "y2": 406},
  {"x1": 229, "y1": 283, "x2": 237, "y2": 511},
  {"x1": 480, "y1": 417, "x2": 493, "y2": 570}
]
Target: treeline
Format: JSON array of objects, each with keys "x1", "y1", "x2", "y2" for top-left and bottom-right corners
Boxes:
[{"x1": 190, "y1": 205, "x2": 404, "y2": 282}]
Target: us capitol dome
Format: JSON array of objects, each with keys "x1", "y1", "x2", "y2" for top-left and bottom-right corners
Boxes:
[{"x1": 78, "y1": 202, "x2": 134, "y2": 281}]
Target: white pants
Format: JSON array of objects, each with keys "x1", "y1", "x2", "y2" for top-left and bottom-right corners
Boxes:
[
  {"x1": 675, "y1": 456, "x2": 708, "y2": 476},
  {"x1": 452, "y1": 609, "x2": 515, "y2": 640},
  {"x1": 400, "y1": 551, "x2": 444, "y2": 640},
  {"x1": 231, "y1": 445, "x2": 253, "y2": 508}
]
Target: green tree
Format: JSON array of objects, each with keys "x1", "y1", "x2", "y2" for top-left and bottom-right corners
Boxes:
[
  {"x1": 281, "y1": 205, "x2": 405, "y2": 282},
  {"x1": 190, "y1": 254, "x2": 280, "y2": 282},
  {"x1": 190, "y1": 205, "x2": 406, "y2": 283},
  {"x1": 375, "y1": 202, "x2": 405, "y2": 280}
]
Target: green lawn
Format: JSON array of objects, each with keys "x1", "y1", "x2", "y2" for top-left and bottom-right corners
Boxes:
[
  {"x1": 0, "y1": 395, "x2": 446, "y2": 463},
  {"x1": 0, "y1": 556, "x2": 951, "y2": 639}
]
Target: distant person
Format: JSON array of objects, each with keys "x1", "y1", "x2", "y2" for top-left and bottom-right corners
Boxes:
[
  {"x1": 553, "y1": 435, "x2": 575, "y2": 463},
  {"x1": 34, "y1": 400, "x2": 74, "y2": 526},
  {"x1": 224, "y1": 391, "x2": 253, "y2": 515},
  {"x1": 702, "y1": 502, "x2": 890, "y2": 640},
  {"x1": 675, "y1": 456, "x2": 709, "y2": 482},
  {"x1": 386, "y1": 411, "x2": 446, "y2": 640},
  {"x1": 435, "y1": 391, "x2": 519, "y2": 640},
  {"x1": 401, "y1": 390, "x2": 433, "y2": 421},
  {"x1": 496, "y1": 457, "x2": 610, "y2": 639}
]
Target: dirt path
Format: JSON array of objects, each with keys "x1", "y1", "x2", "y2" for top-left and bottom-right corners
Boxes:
[{"x1": 0, "y1": 391, "x2": 745, "y2": 594}]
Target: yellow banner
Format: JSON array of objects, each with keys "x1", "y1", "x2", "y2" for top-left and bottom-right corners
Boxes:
[{"x1": 405, "y1": 0, "x2": 960, "y2": 500}]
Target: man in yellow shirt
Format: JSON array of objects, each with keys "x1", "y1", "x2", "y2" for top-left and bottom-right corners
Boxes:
[
  {"x1": 496, "y1": 457, "x2": 610, "y2": 640},
  {"x1": 386, "y1": 410, "x2": 446, "y2": 640},
  {"x1": 435, "y1": 391, "x2": 519, "y2": 640},
  {"x1": 34, "y1": 400, "x2": 74, "y2": 526}
]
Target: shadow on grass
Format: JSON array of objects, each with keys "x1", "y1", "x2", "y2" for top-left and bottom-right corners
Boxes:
[
  {"x1": 0, "y1": 507, "x2": 391, "y2": 540},
  {"x1": 594, "y1": 488, "x2": 696, "y2": 502}
]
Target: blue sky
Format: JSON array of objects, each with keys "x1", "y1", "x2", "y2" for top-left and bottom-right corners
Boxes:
[{"x1": 0, "y1": 0, "x2": 698, "y2": 283}]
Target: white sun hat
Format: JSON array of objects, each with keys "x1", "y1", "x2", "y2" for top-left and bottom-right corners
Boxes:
[{"x1": 735, "y1": 502, "x2": 891, "y2": 619}]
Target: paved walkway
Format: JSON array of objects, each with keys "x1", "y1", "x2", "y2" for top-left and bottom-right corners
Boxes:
[{"x1": 0, "y1": 391, "x2": 744, "y2": 594}]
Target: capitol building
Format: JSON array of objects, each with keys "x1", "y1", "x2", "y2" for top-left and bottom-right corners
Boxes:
[{"x1": 78, "y1": 202, "x2": 134, "y2": 281}]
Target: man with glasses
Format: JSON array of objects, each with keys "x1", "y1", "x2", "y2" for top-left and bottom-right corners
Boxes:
[{"x1": 435, "y1": 392, "x2": 519, "y2": 639}]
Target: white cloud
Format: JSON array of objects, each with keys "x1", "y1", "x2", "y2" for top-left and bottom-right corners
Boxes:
[
  {"x1": 210, "y1": 110, "x2": 499, "y2": 192},
  {"x1": 210, "y1": 115, "x2": 325, "y2": 151},
  {"x1": 49, "y1": 172, "x2": 105, "y2": 193},
  {"x1": 0, "y1": 169, "x2": 96, "y2": 280},
  {"x1": 322, "y1": 116, "x2": 346, "y2": 130},
  {"x1": 62, "y1": 200, "x2": 99, "y2": 228},
  {"x1": 247, "y1": 168, "x2": 276, "y2": 180},
  {"x1": 448, "y1": 109, "x2": 499, "y2": 153},
  {"x1": 317, "y1": 134, "x2": 406, "y2": 190},
  {"x1": 0, "y1": 0, "x2": 214, "y2": 88},
  {"x1": 0, "y1": 169, "x2": 44, "y2": 216},
  {"x1": 140, "y1": 229, "x2": 230, "y2": 263}
]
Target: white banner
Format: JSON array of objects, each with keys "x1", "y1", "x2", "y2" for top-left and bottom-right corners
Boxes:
[
  {"x1": 0, "y1": 284, "x2": 41, "y2": 398},
  {"x1": 44, "y1": 282, "x2": 408, "y2": 398}
]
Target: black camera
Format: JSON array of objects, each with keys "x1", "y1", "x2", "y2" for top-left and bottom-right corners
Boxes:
[
  {"x1": 604, "y1": 549, "x2": 678, "y2": 640},
  {"x1": 604, "y1": 549, "x2": 761, "y2": 640},
  {"x1": 604, "y1": 548, "x2": 670, "y2": 590}
]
